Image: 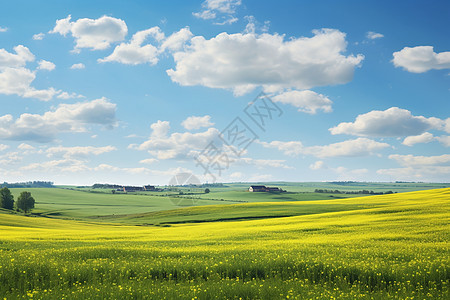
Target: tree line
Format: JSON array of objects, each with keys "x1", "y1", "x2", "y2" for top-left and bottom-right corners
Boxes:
[
  {"x1": 314, "y1": 189, "x2": 394, "y2": 195},
  {"x1": 1, "y1": 181, "x2": 54, "y2": 188},
  {"x1": 0, "y1": 188, "x2": 35, "y2": 213}
]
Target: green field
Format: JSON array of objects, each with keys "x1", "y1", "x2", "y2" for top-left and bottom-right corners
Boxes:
[{"x1": 0, "y1": 187, "x2": 449, "y2": 299}]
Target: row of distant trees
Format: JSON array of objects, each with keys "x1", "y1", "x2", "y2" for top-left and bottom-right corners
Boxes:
[
  {"x1": 0, "y1": 188, "x2": 35, "y2": 213},
  {"x1": 314, "y1": 189, "x2": 394, "y2": 195},
  {"x1": 1, "y1": 181, "x2": 54, "y2": 188}
]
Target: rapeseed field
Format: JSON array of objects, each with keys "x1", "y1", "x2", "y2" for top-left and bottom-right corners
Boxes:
[{"x1": 0, "y1": 189, "x2": 449, "y2": 299}]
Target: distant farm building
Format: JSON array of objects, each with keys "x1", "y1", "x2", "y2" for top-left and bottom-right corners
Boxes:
[
  {"x1": 122, "y1": 186, "x2": 145, "y2": 192},
  {"x1": 249, "y1": 185, "x2": 267, "y2": 192},
  {"x1": 249, "y1": 185, "x2": 283, "y2": 192}
]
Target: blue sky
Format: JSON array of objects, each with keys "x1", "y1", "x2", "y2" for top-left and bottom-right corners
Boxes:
[{"x1": 0, "y1": 0, "x2": 449, "y2": 185}]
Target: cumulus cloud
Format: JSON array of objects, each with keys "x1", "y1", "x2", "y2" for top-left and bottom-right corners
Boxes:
[
  {"x1": 392, "y1": 46, "x2": 450, "y2": 73},
  {"x1": 402, "y1": 132, "x2": 435, "y2": 146},
  {"x1": 0, "y1": 45, "x2": 34, "y2": 68},
  {"x1": 0, "y1": 46, "x2": 71, "y2": 101},
  {"x1": 37, "y1": 60, "x2": 56, "y2": 71},
  {"x1": 46, "y1": 145, "x2": 117, "y2": 158},
  {"x1": 304, "y1": 138, "x2": 390, "y2": 158},
  {"x1": 272, "y1": 90, "x2": 332, "y2": 114},
  {"x1": 139, "y1": 158, "x2": 158, "y2": 165},
  {"x1": 50, "y1": 15, "x2": 128, "y2": 51},
  {"x1": 167, "y1": 28, "x2": 364, "y2": 95},
  {"x1": 57, "y1": 91, "x2": 84, "y2": 99},
  {"x1": 181, "y1": 115, "x2": 214, "y2": 130},
  {"x1": 377, "y1": 166, "x2": 450, "y2": 181},
  {"x1": 130, "y1": 120, "x2": 220, "y2": 160},
  {"x1": 239, "y1": 157, "x2": 292, "y2": 169},
  {"x1": 260, "y1": 138, "x2": 389, "y2": 158},
  {"x1": 378, "y1": 154, "x2": 450, "y2": 181},
  {"x1": 33, "y1": 33, "x2": 45, "y2": 40},
  {"x1": 0, "y1": 98, "x2": 117, "y2": 142},
  {"x1": 309, "y1": 160, "x2": 326, "y2": 170},
  {"x1": 0, "y1": 151, "x2": 22, "y2": 166},
  {"x1": 20, "y1": 159, "x2": 90, "y2": 173},
  {"x1": 70, "y1": 63, "x2": 85, "y2": 69},
  {"x1": 436, "y1": 135, "x2": 450, "y2": 147},
  {"x1": 99, "y1": 27, "x2": 192, "y2": 65},
  {"x1": 17, "y1": 143, "x2": 35, "y2": 151},
  {"x1": 366, "y1": 31, "x2": 384, "y2": 40},
  {"x1": 193, "y1": 0, "x2": 241, "y2": 25},
  {"x1": 258, "y1": 140, "x2": 303, "y2": 156},
  {"x1": 0, "y1": 144, "x2": 9, "y2": 152},
  {"x1": 330, "y1": 107, "x2": 444, "y2": 137},
  {"x1": 0, "y1": 67, "x2": 58, "y2": 101},
  {"x1": 388, "y1": 154, "x2": 450, "y2": 167}
]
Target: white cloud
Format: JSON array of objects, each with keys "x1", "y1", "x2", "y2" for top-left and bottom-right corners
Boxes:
[
  {"x1": 258, "y1": 140, "x2": 303, "y2": 156},
  {"x1": 160, "y1": 27, "x2": 193, "y2": 52},
  {"x1": 366, "y1": 31, "x2": 384, "y2": 40},
  {"x1": 33, "y1": 33, "x2": 45, "y2": 40},
  {"x1": 193, "y1": 0, "x2": 241, "y2": 24},
  {"x1": 139, "y1": 158, "x2": 158, "y2": 165},
  {"x1": 167, "y1": 29, "x2": 364, "y2": 95},
  {"x1": 181, "y1": 115, "x2": 214, "y2": 130},
  {"x1": 214, "y1": 16, "x2": 238, "y2": 26},
  {"x1": 46, "y1": 145, "x2": 117, "y2": 158},
  {"x1": 0, "y1": 26, "x2": 8, "y2": 32},
  {"x1": 150, "y1": 120, "x2": 171, "y2": 138},
  {"x1": 0, "y1": 144, "x2": 9, "y2": 152},
  {"x1": 37, "y1": 60, "x2": 56, "y2": 71},
  {"x1": 272, "y1": 90, "x2": 332, "y2": 114},
  {"x1": 193, "y1": 10, "x2": 216, "y2": 20},
  {"x1": 379, "y1": 154, "x2": 450, "y2": 181},
  {"x1": 131, "y1": 120, "x2": 220, "y2": 160},
  {"x1": 0, "y1": 67, "x2": 58, "y2": 101},
  {"x1": 260, "y1": 138, "x2": 389, "y2": 158},
  {"x1": 17, "y1": 143, "x2": 35, "y2": 151},
  {"x1": 402, "y1": 132, "x2": 435, "y2": 146},
  {"x1": 0, "y1": 45, "x2": 34, "y2": 68},
  {"x1": 99, "y1": 27, "x2": 162, "y2": 65},
  {"x1": 70, "y1": 63, "x2": 85, "y2": 69},
  {"x1": 248, "y1": 174, "x2": 273, "y2": 182},
  {"x1": 50, "y1": 15, "x2": 128, "y2": 51},
  {"x1": 436, "y1": 135, "x2": 450, "y2": 147},
  {"x1": 57, "y1": 91, "x2": 84, "y2": 99},
  {"x1": 0, "y1": 98, "x2": 117, "y2": 142},
  {"x1": 445, "y1": 118, "x2": 450, "y2": 133},
  {"x1": 21, "y1": 159, "x2": 90, "y2": 173},
  {"x1": 388, "y1": 154, "x2": 450, "y2": 167},
  {"x1": 239, "y1": 157, "x2": 292, "y2": 169},
  {"x1": 330, "y1": 107, "x2": 444, "y2": 137},
  {"x1": 99, "y1": 27, "x2": 192, "y2": 65},
  {"x1": 0, "y1": 46, "x2": 65, "y2": 100},
  {"x1": 377, "y1": 166, "x2": 450, "y2": 181},
  {"x1": 392, "y1": 46, "x2": 450, "y2": 73},
  {"x1": 0, "y1": 151, "x2": 22, "y2": 166},
  {"x1": 309, "y1": 160, "x2": 326, "y2": 170},
  {"x1": 304, "y1": 138, "x2": 390, "y2": 158}
]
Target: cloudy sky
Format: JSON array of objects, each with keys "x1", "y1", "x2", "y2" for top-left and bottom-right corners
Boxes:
[{"x1": 0, "y1": 0, "x2": 449, "y2": 185}]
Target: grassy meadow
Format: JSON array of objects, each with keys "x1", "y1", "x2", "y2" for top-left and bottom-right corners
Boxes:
[{"x1": 0, "y1": 187, "x2": 449, "y2": 299}]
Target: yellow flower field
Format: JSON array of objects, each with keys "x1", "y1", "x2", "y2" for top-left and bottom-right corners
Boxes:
[{"x1": 1, "y1": 188, "x2": 449, "y2": 299}]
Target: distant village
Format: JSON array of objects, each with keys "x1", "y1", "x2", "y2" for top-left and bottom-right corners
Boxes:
[{"x1": 91, "y1": 183, "x2": 285, "y2": 193}]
